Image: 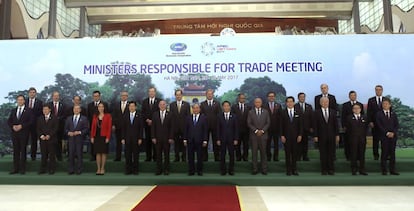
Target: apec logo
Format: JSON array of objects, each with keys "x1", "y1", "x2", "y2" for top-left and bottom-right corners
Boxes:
[{"x1": 170, "y1": 43, "x2": 187, "y2": 52}]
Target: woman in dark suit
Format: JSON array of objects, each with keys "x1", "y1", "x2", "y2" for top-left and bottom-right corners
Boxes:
[{"x1": 90, "y1": 102, "x2": 112, "y2": 175}]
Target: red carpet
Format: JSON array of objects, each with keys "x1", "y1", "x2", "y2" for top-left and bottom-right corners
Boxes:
[{"x1": 132, "y1": 186, "x2": 242, "y2": 211}]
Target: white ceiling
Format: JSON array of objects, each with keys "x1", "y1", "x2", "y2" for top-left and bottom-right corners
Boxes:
[{"x1": 64, "y1": 0, "x2": 356, "y2": 24}]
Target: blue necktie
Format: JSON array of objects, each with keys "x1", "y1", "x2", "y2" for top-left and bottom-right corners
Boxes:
[
  {"x1": 289, "y1": 110, "x2": 293, "y2": 122},
  {"x1": 17, "y1": 107, "x2": 22, "y2": 119},
  {"x1": 73, "y1": 116, "x2": 78, "y2": 128},
  {"x1": 130, "y1": 114, "x2": 134, "y2": 124}
]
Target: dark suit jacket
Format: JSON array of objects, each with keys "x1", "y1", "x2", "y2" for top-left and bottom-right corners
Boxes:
[
  {"x1": 184, "y1": 114, "x2": 208, "y2": 144},
  {"x1": 64, "y1": 115, "x2": 89, "y2": 141},
  {"x1": 314, "y1": 94, "x2": 338, "y2": 111},
  {"x1": 263, "y1": 101, "x2": 282, "y2": 135},
  {"x1": 294, "y1": 102, "x2": 313, "y2": 131},
  {"x1": 36, "y1": 115, "x2": 59, "y2": 142},
  {"x1": 7, "y1": 106, "x2": 33, "y2": 138},
  {"x1": 151, "y1": 110, "x2": 174, "y2": 141},
  {"x1": 169, "y1": 101, "x2": 191, "y2": 134},
  {"x1": 25, "y1": 98, "x2": 43, "y2": 118},
  {"x1": 122, "y1": 112, "x2": 144, "y2": 141},
  {"x1": 345, "y1": 114, "x2": 368, "y2": 138},
  {"x1": 48, "y1": 101, "x2": 66, "y2": 120},
  {"x1": 231, "y1": 103, "x2": 251, "y2": 133},
  {"x1": 87, "y1": 101, "x2": 109, "y2": 126},
  {"x1": 247, "y1": 108, "x2": 271, "y2": 140},
  {"x1": 313, "y1": 108, "x2": 339, "y2": 141},
  {"x1": 141, "y1": 97, "x2": 161, "y2": 121},
  {"x1": 200, "y1": 99, "x2": 222, "y2": 130},
  {"x1": 111, "y1": 101, "x2": 129, "y2": 129},
  {"x1": 367, "y1": 96, "x2": 391, "y2": 124},
  {"x1": 217, "y1": 112, "x2": 239, "y2": 142},
  {"x1": 341, "y1": 101, "x2": 364, "y2": 127},
  {"x1": 376, "y1": 111, "x2": 399, "y2": 141},
  {"x1": 280, "y1": 109, "x2": 303, "y2": 140}
]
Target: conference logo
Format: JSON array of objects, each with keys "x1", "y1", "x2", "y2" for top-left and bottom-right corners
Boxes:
[
  {"x1": 166, "y1": 42, "x2": 191, "y2": 57},
  {"x1": 200, "y1": 42, "x2": 237, "y2": 56}
]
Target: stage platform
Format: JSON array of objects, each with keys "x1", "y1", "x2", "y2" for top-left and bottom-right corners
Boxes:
[{"x1": 0, "y1": 149, "x2": 413, "y2": 186}]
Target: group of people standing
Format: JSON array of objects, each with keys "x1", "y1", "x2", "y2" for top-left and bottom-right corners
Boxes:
[{"x1": 7, "y1": 84, "x2": 399, "y2": 176}]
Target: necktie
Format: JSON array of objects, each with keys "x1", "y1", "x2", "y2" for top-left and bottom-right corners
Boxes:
[
  {"x1": 289, "y1": 110, "x2": 293, "y2": 122},
  {"x1": 386, "y1": 111, "x2": 390, "y2": 119},
  {"x1": 257, "y1": 109, "x2": 261, "y2": 117},
  {"x1": 17, "y1": 107, "x2": 22, "y2": 119},
  {"x1": 270, "y1": 102, "x2": 274, "y2": 114},
  {"x1": 377, "y1": 97, "x2": 382, "y2": 108},
  {"x1": 240, "y1": 104, "x2": 244, "y2": 113},
  {"x1": 29, "y1": 99, "x2": 33, "y2": 109},
  {"x1": 177, "y1": 102, "x2": 181, "y2": 113},
  {"x1": 193, "y1": 115, "x2": 197, "y2": 125},
  {"x1": 45, "y1": 116, "x2": 49, "y2": 123},
  {"x1": 358, "y1": 115, "x2": 361, "y2": 120},
  {"x1": 161, "y1": 111, "x2": 165, "y2": 124},
  {"x1": 121, "y1": 102, "x2": 126, "y2": 113},
  {"x1": 95, "y1": 102, "x2": 98, "y2": 107},
  {"x1": 54, "y1": 102, "x2": 58, "y2": 116},
  {"x1": 225, "y1": 113, "x2": 229, "y2": 121},
  {"x1": 130, "y1": 113, "x2": 134, "y2": 124},
  {"x1": 150, "y1": 99, "x2": 154, "y2": 109},
  {"x1": 73, "y1": 116, "x2": 78, "y2": 128},
  {"x1": 208, "y1": 101, "x2": 212, "y2": 107},
  {"x1": 324, "y1": 109, "x2": 329, "y2": 123}
]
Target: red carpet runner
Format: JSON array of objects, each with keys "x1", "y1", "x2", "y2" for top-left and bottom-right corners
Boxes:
[{"x1": 132, "y1": 186, "x2": 242, "y2": 211}]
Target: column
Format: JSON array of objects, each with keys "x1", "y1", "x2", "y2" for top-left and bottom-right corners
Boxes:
[
  {"x1": 48, "y1": 0, "x2": 57, "y2": 38},
  {"x1": 0, "y1": 0, "x2": 12, "y2": 39},
  {"x1": 382, "y1": 0, "x2": 393, "y2": 33},
  {"x1": 352, "y1": 0, "x2": 361, "y2": 34},
  {"x1": 79, "y1": 6, "x2": 86, "y2": 37}
]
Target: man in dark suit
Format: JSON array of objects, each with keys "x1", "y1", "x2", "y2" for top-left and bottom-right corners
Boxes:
[
  {"x1": 314, "y1": 83, "x2": 338, "y2": 111},
  {"x1": 313, "y1": 97, "x2": 340, "y2": 175},
  {"x1": 87, "y1": 90, "x2": 109, "y2": 161},
  {"x1": 37, "y1": 104, "x2": 58, "y2": 174},
  {"x1": 341, "y1": 91, "x2": 364, "y2": 161},
  {"x1": 263, "y1": 91, "x2": 282, "y2": 162},
  {"x1": 170, "y1": 89, "x2": 191, "y2": 162},
  {"x1": 141, "y1": 87, "x2": 161, "y2": 162},
  {"x1": 122, "y1": 101, "x2": 144, "y2": 175},
  {"x1": 367, "y1": 85, "x2": 385, "y2": 160},
  {"x1": 184, "y1": 104, "x2": 208, "y2": 176},
  {"x1": 200, "y1": 89, "x2": 222, "y2": 161},
  {"x1": 48, "y1": 91, "x2": 66, "y2": 161},
  {"x1": 8, "y1": 95, "x2": 33, "y2": 174},
  {"x1": 281, "y1": 97, "x2": 303, "y2": 176},
  {"x1": 376, "y1": 98, "x2": 399, "y2": 175},
  {"x1": 231, "y1": 93, "x2": 251, "y2": 161},
  {"x1": 247, "y1": 98, "x2": 271, "y2": 175},
  {"x1": 111, "y1": 91, "x2": 129, "y2": 161},
  {"x1": 26, "y1": 87, "x2": 43, "y2": 161},
  {"x1": 345, "y1": 104, "x2": 368, "y2": 175},
  {"x1": 65, "y1": 105, "x2": 89, "y2": 175},
  {"x1": 294, "y1": 92, "x2": 313, "y2": 161},
  {"x1": 217, "y1": 101, "x2": 239, "y2": 175},
  {"x1": 151, "y1": 100, "x2": 174, "y2": 175}
]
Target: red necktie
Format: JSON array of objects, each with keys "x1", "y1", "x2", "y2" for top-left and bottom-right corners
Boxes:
[{"x1": 54, "y1": 103, "x2": 58, "y2": 116}]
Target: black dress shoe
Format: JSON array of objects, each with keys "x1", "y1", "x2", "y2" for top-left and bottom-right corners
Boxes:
[
  {"x1": 164, "y1": 171, "x2": 169, "y2": 175},
  {"x1": 197, "y1": 172, "x2": 203, "y2": 176},
  {"x1": 20, "y1": 171, "x2": 25, "y2": 175},
  {"x1": 133, "y1": 171, "x2": 139, "y2": 175},
  {"x1": 125, "y1": 171, "x2": 132, "y2": 175},
  {"x1": 390, "y1": 171, "x2": 400, "y2": 175},
  {"x1": 144, "y1": 159, "x2": 151, "y2": 162},
  {"x1": 328, "y1": 171, "x2": 335, "y2": 175},
  {"x1": 173, "y1": 158, "x2": 180, "y2": 162},
  {"x1": 286, "y1": 172, "x2": 292, "y2": 176},
  {"x1": 155, "y1": 171, "x2": 162, "y2": 176},
  {"x1": 229, "y1": 172, "x2": 234, "y2": 176},
  {"x1": 267, "y1": 158, "x2": 271, "y2": 162},
  {"x1": 68, "y1": 172, "x2": 75, "y2": 175},
  {"x1": 49, "y1": 171, "x2": 55, "y2": 175},
  {"x1": 352, "y1": 171, "x2": 357, "y2": 175},
  {"x1": 359, "y1": 172, "x2": 368, "y2": 176},
  {"x1": 76, "y1": 171, "x2": 82, "y2": 175},
  {"x1": 374, "y1": 156, "x2": 379, "y2": 160},
  {"x1": 188, "y1": 172, "x2": 195, "y2": 176},
  {"x1": 242, "y1": 158, "x2": 248, "y2": 161},
  {"x1": 220, "y1": 172, "x2": 226, "y2": 176},
  {"x1": 261, "y1": 171, "x2": 267, "y2": 175},
  {"x1": 252, "y1": 171, "x2": 258, "y2": 175},
  {"x1": 113, "y1": 159, "x2": 121, "y2": 162},
  {"x1": 382, "y1": 171, "x2": 387, "y2": 175},
  {"x1": 321, "y1": 171, "x2": 328, "y2": 175},
  {"x1": 9, "y1": 170, "x2": 18, "y2": 175},
  {"x1": 182, "y1": 159, "x2": 187, "y2": 162},
  {"x1": 31, "y1": 157, "x2": 36, "y2": 161},
  {"x1": 303, "y1": 157, "x2": 310, "y2": 161},
  {"x1": 292, "y1": 171, "x2": 299, "y2": 176},
  {"x1": 273, "y1": 157, "x2": 279, "y2": 162},
  {"x1": 38, "y1": 171, "x2": 46, "y2": 175},
  {"x1": 236, "y1": 158, "x2": 241, "y2": 162}
]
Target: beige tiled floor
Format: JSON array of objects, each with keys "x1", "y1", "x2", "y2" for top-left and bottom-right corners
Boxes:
[{"x1": 0, "y1": 185, "x2": 413, "y2": 211}]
